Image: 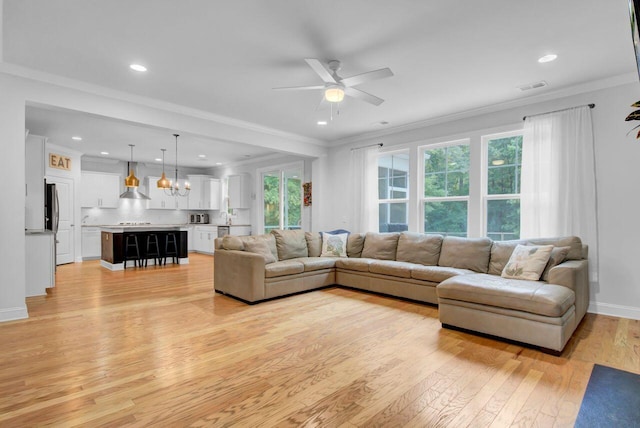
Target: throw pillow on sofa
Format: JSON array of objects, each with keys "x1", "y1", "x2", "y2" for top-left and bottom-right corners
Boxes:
[
  {"x1": 501, "y1": 244, "x2": 554, "y2": 280},
  {"x1": 540, "y1": 246, "x2": 571, "y2": 281},
  {"x1": 320, "y1": 232, "x2": 348, "y2": 257}
]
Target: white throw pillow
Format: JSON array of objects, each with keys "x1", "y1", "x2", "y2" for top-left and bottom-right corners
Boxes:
[
  {"x1": 501, "y1": 244, "x2": 554, "y2": 281},
  {"x1": 320, "y1": 232, "x2": 348, "y2": 257}
]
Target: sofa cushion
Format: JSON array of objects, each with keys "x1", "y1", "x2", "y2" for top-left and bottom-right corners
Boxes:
[
  {"x1": 396, "y1": 232, "x2": 443, "y2": 266},
  {"x1": 361, "y1": 232, "x2": 400, "y2": 260},
  {"x1": 335, "y1": 258, "x2": 375, "y2": 272},
  {"x1": 264, "y1": 260, "x2": 305, "y2": 278},
  {"x1": 438, "y1": 273, "x2": 575, "y2": 318},
  {"x1": 243, "y1": 239, "x2": 277, "y2": 264},
  {"x1": 241, "y1": 234, "x2": 278, "y2": 261},
  {"x1": 488, "y1": 240, "x2": 526, "y2": 276},
  {"x1": 293, "y1": 257, "x2": 337, "y2": 272},
  {"x1": 347, "y1": 233, "x2": 365, "y2": 258},
  {"x1": 221, "y1": 235, "x2": 245, "y2": 251},
  {"x1": 411, "y1": 265, "x2": 474, "y2": 283},
  {"x1": 502, "y1": 244, "x2": 553, "y2": 281},
  {"x1": 526, "y1": 236, "x2": 582, "y2": 260},
  {"x1": 321, "y1": 232, "x2": 348, "y2": 257},
  {"x1": 305, "y1": 232, "x2": 322, "y2": 257},
  {"x1": 438, "y1": 236, "x2": 492, "y2": 273},
  {"x1": 368, "y1": 260, "x2": 414, "y2": 278},
  {"x1": 271, "y1": 229, "x2": 308, "y2": 260},
  {"x1": 541, "y1": 246, "x2": 571, "y2": 282}
]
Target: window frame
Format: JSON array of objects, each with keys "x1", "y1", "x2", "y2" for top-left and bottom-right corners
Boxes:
[
  {"x1": 256, "y1": 161, "x2": 304, "y2": 234},
  {"x1": 481, "y1": 130, "x2": 523, "y2": 241},
  {"x1": 377, "y1": 150, "x2": 410, "y2": 232},
  {"x1": 419, "y1": 138, "x2": 471, "y2": 237}
]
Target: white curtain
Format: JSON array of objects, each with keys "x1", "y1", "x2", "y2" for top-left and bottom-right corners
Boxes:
[
  {"x1": 349, "y1": 145, "x2": 379, "y2": 232},
  {"x1": 521, "y1": 105, "x2": 598, "y2": 280}
]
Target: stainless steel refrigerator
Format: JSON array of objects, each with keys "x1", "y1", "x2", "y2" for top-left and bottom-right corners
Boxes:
[{"x1": 45, "y1": 181, "x2": 59, "y2": 266}]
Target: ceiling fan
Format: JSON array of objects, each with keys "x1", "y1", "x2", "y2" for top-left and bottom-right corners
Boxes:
[{"x1": 273, "y1": 58, "x2": 393, "y2": 106}]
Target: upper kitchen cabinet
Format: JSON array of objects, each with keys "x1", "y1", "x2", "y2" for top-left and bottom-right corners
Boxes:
[
  {"x1": 81, "y1": 172, "x2": 120, "y2": 208},
  {"x1": 187, "y1": 175, "x2": 221, "y2": 210},
  {"x1": 146, "y1": 176, "x2": 188, "y2": 210},
  {"x1": 228, "y1": 174, "x2": 250, "y2": 209},
  {"x1": 25, "y1": 134, "x2": 46, "y2": 230}
]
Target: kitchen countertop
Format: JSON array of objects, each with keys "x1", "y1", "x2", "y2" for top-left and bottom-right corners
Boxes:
[{"x1": 99, "y1": 224, "x2": 191, "y2": 233}]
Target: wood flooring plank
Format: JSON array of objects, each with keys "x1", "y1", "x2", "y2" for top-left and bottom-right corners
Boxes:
[{"x1": 0, "y1": 254, "x2": 636, "y2": 426}]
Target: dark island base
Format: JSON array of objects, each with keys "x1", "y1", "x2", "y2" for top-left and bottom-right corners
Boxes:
[{"x1": 101, "y1": 230, "x2": 188, "y2": 271}]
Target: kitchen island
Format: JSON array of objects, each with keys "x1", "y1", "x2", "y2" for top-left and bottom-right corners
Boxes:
[{"x1": 100, "y1": 225, "x2": 190, "y2": 271}]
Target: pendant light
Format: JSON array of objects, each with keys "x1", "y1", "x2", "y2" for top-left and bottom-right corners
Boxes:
[
  {"x1": 157, "y1": 148, "x2": 171, "y2": 189},
  {"x1": 164, "y1": 134, "x2": 190, "y2": 197},
  {"x1": 119, "y1": 144, "x2": 150, "y2": 200}
]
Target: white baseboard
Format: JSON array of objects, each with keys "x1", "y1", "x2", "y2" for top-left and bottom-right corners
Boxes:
[
  {"x1": 0, "y1": 306, "x2": 29, "y2": 322},
  {"x1": 588, "y1": 301, "x2": 640, "y2": 320}
]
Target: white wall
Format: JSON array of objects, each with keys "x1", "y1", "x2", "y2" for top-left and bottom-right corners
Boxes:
[{"x1": 317, "y1": 81, "x2": 640, "y2": 320}]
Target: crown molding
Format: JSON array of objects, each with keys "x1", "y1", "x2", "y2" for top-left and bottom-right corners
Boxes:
[
  {"x1": 330, "y1": 72, "x2": 638, "y2": 147},
  {"x1": 0, "y1": 61, "x2": 328, "y2": 149}
]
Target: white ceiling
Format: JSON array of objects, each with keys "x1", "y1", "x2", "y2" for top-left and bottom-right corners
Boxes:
[{"x1": 4, "y1": 0, "x2": 638, "y2": 163}]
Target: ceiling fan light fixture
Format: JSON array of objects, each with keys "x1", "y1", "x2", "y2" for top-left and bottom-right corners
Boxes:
[{"x1": 325, "y1": 86, "x2": 345, "y2": 103}]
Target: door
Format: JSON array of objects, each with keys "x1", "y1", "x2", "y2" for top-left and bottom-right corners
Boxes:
[
  {"x1": 261, "y1": 165, "x2": 302, "y2": 234},
  {"x1": 47, "y1": 176, "x2": 75, "y2": 264}
]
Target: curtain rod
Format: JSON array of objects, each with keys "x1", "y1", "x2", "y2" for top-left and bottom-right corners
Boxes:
[
  {"x1": 350, "y1": 143, "x2": 383, "y2": 151},
  {"x1": 522, "y1": 103, "x2": 595, "y2": 121}
]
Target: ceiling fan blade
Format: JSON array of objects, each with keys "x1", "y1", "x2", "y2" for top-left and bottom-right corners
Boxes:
[
  {"x1": 344, "y1": 87, "x2": 385, "y2": 106},
  {"x1": 341, "y1": 68, "x2": 394, "y2": 87},
  {"x1": 305, "y1": 58, "x2": 337, "y2": 83},
  {"x1": 272, "y1": 85, "x2": 325, "y2": 91}
]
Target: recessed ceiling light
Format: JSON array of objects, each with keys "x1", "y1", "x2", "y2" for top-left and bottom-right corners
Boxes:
[
  {"x1": 100, "y1": 151, "x2": 109, "y2": 155},
  {"x1": 538, "y1": 54, "x2": 557, "y2": 63},
  {"x1": 155, "y1": 158, "x2": 162, "y2": 162},
  {"x1": 317, "y1": 121, "x2": 328, "y2": 126},
  {"x1": 130, "y1": 64, "x2": 147, "y2": 72},
  {"x1": 71, "y1": 136, "x2": 82, "y2": 141},
  {"x1": 215, "y1": 162, "x2": 222, "y2": 165},
  {"x1": 198, "y1": 154, "x2": 206, "y2": 158}
]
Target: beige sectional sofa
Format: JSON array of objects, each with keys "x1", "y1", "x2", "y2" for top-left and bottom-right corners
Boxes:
[{"x1": 213, "y1": 230, "x2": 589, "y2": 352}]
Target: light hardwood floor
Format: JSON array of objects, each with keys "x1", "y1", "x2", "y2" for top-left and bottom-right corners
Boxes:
[{"x1": 1, "y1": 253, "x2": 639, "y2": 427}]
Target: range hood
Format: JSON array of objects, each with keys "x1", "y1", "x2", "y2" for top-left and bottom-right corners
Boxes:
[{"x1": 119, "y1": 161, "x2": 150, "y2": 200}]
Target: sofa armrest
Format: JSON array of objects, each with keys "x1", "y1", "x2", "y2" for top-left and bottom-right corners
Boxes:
[
  {"x1": 548, "y1": 259, "x2": 589, "y2": 323},
  {"x1": 214, "y1": 249, "x2": 266, "y2": 302}
]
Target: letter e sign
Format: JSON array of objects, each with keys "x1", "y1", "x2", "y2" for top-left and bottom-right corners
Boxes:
[{"x1": 49, "y1": 153, "x2": 72, "y2": 171}]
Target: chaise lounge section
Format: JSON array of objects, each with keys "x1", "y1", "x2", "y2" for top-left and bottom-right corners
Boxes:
[{"x1": 213, "y1": 230, "x2": 589, "y2": 352}]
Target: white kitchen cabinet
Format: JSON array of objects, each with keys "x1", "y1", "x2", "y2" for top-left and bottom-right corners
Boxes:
[
  {"x1": 25, "y1": 134, "x2": 46, "y2": 230},
  {"x1": 194, "y1": 225, "x2": 217, "y2": 254},
  {"x1": 188, "y1": 175, "x2": 221, "y2": 210},
  {"x1": 228, "y1": 174, "x2": 250, "y2": 209},
  {"x1": 81, "y1": 227, "x2": 102, "y2": 260},
  {"x1": 25, "y1": 231, "x2": 55, "y2": 297},
  {"x1": 187, "y1": 225, "x2": 195, "y2": 252},
  {"x1": 81, "y1": 172, "x2": 120, "y2": 208},
  {"x1": 146, "y1": 177, "x2": 189, "y2": 210}
]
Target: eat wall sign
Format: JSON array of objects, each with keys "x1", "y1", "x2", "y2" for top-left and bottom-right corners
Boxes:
[{"x1": 49, "y1": 153, "x2": 72, "y2": 171}]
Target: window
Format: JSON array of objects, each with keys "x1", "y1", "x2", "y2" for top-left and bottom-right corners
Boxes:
[
  {"x1": 261, "y1": 165, "x2": 302, "y2": 233},
  {"x1": 484, "y1": 132, "x2": 522, "y2": 241},
  {"x1": 377, "y1": 152, "x2": 409, "y2": 232},
  {"x1": 421, "y1": 141, "x2": 470, "y2": 237}
]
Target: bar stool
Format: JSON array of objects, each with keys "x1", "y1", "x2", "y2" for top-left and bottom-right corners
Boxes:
[
  {"x1": 165, "y1": 233, "x2": 179, "y2": 265},
  {"x1": 145, "y1": 234, "x2": 161, "y2": 267},
  {"x1": 124, "y1": 234, "x2": 142, "y2": 269}
]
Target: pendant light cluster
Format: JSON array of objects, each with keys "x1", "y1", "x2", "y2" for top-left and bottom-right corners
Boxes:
[
  {"x1": 157, "y1": 134, "x2": 190, "y2": 197},
  {"x1": 119, "y1": 144, "x2": 150, "y2": 200}
]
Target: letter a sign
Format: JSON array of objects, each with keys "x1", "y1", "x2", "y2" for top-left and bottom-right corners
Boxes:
[{"x1": 49, "y1": 153, "x2": 72, "y2": 171}]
